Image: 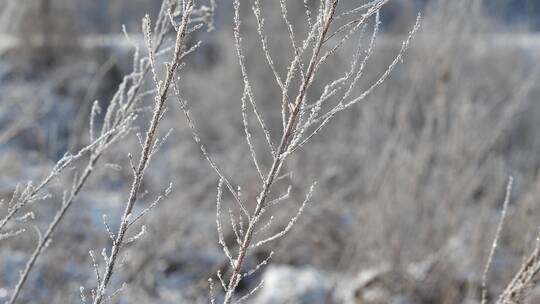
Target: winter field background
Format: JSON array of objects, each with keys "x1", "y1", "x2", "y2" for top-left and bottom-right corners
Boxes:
[{"x1": 2, "y1": 0, "x2": 540, "y2": 303}]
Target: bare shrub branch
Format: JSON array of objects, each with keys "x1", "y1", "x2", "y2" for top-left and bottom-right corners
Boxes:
[{"x1": 178, "y1": 0, "x2": 420, "y2": 302}]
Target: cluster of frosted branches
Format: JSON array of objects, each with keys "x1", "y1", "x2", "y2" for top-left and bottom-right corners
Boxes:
[
  {"x1": 83, "y1": 1, "x2": 210, "y2": 303},
  {"x1": 179, "y1": 0, "x2": 420, "y2": 302},
  {"x1": 0, "y1": 121, "x2": 129, "y2": 239},
  {"x1": 4, "y1": 1, "x2": 214, "y2": 303}
]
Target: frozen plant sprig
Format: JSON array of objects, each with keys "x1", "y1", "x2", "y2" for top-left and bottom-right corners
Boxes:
[
  {"x1": 179, "y1": 0, "x2": 420, "y2": 302},
  {"x1": 481, "y1": 176, "x2": 513, "y2": 304},
  {"x1": 90, "y1": 1, "x2": 207, "y2": 303},
  {"x1": 5, "y1": 0, "x2": 197, "y2": 302}
]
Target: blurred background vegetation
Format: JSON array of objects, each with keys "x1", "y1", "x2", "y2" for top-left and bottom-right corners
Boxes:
[{"x1": 2, "y1": 0, "x2": 540, "y2": 303}]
